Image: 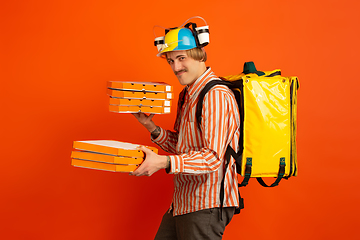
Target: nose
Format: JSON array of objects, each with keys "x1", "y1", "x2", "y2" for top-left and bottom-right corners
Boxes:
[{"x1": 173, "y1": 60, "x2": 183, "y2": 72}]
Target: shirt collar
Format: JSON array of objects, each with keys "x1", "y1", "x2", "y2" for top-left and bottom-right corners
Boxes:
[{"x1": 186, "y1": 67, "x2": 215, "y2": 98}]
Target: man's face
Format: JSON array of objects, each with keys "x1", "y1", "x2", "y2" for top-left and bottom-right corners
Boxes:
[{"x1": 166, "y1": 50, "x2": 205, "y2": 86}]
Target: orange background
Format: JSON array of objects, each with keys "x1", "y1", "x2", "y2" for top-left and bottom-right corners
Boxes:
[{"x1": 1, "y1": 0, "x2": 359, "y2": 239}]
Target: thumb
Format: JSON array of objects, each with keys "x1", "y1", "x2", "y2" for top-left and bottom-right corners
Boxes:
[
  {"x1": 144, "y1": 114, "x2": 155, "y2": 124},
  {"x1": 139, "y1": 145, "x2": 153, "y2": 155}
]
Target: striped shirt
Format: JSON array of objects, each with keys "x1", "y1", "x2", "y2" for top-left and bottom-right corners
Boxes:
[{"x1": 153, "y1": 67, "x2": 241, "y2": 216}]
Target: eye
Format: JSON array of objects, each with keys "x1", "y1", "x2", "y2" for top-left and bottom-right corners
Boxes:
[
  {"x1": 179, "y1": 57, "x2": 186, "y2": 61},
  {"x1": 167, "y1": 59, "x2": 173, "y2": 64}
]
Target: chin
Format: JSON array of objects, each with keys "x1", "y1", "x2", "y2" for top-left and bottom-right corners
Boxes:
[
  {"x1": 179, "y1": 81, "x2": 188, "y2": 86},
  {"x1": 176, "y1": 77, "x2": 188, "y2": 86}
]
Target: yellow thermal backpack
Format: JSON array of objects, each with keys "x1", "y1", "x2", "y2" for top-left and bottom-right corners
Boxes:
[{"x1": 196, "y1": 62, "x2": 299, "y2": 188}]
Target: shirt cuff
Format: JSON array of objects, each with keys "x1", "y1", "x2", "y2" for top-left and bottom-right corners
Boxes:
[
  {"x1": 168, "y1": 155, "x2": 183, "y2": 174},
  {"x1": 151, "y1": 127, "x2": 168, "y2": 144}
]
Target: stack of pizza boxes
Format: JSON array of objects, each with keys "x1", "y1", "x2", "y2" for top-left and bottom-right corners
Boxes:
[
  {"x1": 71, "y1": 140, "x2": 158, "y2": 172},
  {"x1": 107, "y1": 81, "x2": 173, "y2": 114}
]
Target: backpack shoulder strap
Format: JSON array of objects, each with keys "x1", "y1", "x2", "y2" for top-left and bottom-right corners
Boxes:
[
  {"x1": 196, "y1": 79, "x2": 233, "y2": 129},
  {"x1": 196, "y1": 79, "x2": 244, "y2": 213}
]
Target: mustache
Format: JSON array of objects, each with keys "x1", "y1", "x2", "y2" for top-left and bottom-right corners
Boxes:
[{"x1": 174, "y1": 69, "x2": 187, "y2": 75}]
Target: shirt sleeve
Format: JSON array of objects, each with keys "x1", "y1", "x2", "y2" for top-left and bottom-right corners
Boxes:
[
  {"x1": 168, "y1": 87, "x2": 240, "y2": 174},
  {"x1": 151, "y1": 127, "x2": 179, "y2": 154}
]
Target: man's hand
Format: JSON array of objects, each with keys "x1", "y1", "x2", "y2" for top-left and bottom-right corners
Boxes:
[
  {"x1": 132, "y1": 113, "x2": 156, "y2": 132},
  {"x1": 130, "y1": 146, "x2": 168, "y2": 177}
]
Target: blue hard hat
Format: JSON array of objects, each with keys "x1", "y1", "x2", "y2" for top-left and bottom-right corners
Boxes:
[{"x1": 157, "y1": 28, "x2": 197, "y2": 57}]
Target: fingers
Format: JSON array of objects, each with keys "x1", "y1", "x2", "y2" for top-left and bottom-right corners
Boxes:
[
  {"x1": 131, "y1": 113, "x2": 155, "y2": 125},
  {"x1": 129, "y1": 146, "x2": 147, "y2": 176},
  {"x1": 132, "y1": 112, "x2": 145, "y2": 121},
  {"x1": 129, "y1": 165, "x2": 146, "y2": 176},
  {"x1": 129, "y1": 162, "x2": 152, "y2": 177},
  {"x1": 129, "y1": 146, "x2": 154, "y2": 177}
]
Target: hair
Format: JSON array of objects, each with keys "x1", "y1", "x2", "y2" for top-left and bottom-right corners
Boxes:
[
  {"x1": 163, "y1": 47, "x2": 207, "y2": 62},
  {"x1": 186, "y1": 47, "x2": 207, "y2": 62}
]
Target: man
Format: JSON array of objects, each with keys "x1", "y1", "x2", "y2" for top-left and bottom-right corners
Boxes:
[{"x1": 130, "y1": 26, "x2": 241, "y2": 239}]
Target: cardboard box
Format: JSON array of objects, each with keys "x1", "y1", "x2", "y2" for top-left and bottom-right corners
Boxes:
[
  {"x1": 107, "y1": 81, "x2": 173, "y2": 92},
  {"x1": 107, "y1": 89, "x2": 173, "y2": 100},
  {"x1": 71, "y1": 150, "x2": 144, "y2": 164},
  {"x1": 71, "y1": 159, "x2": 138, "y2": 172},
  {"x1": 109, "y1": 97, "x2": 171, "y2": 107},
  {"x1": 109, "y1": 105, "x2": 171, "y2": 114},
  {"x1": 72, "y1": 140, "x2": 158, "y2": 158}
]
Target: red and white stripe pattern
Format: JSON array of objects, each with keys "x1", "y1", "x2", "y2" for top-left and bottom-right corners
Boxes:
[{"x1": 153, "y1": 67, "x2": 241, "y2": 216}]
